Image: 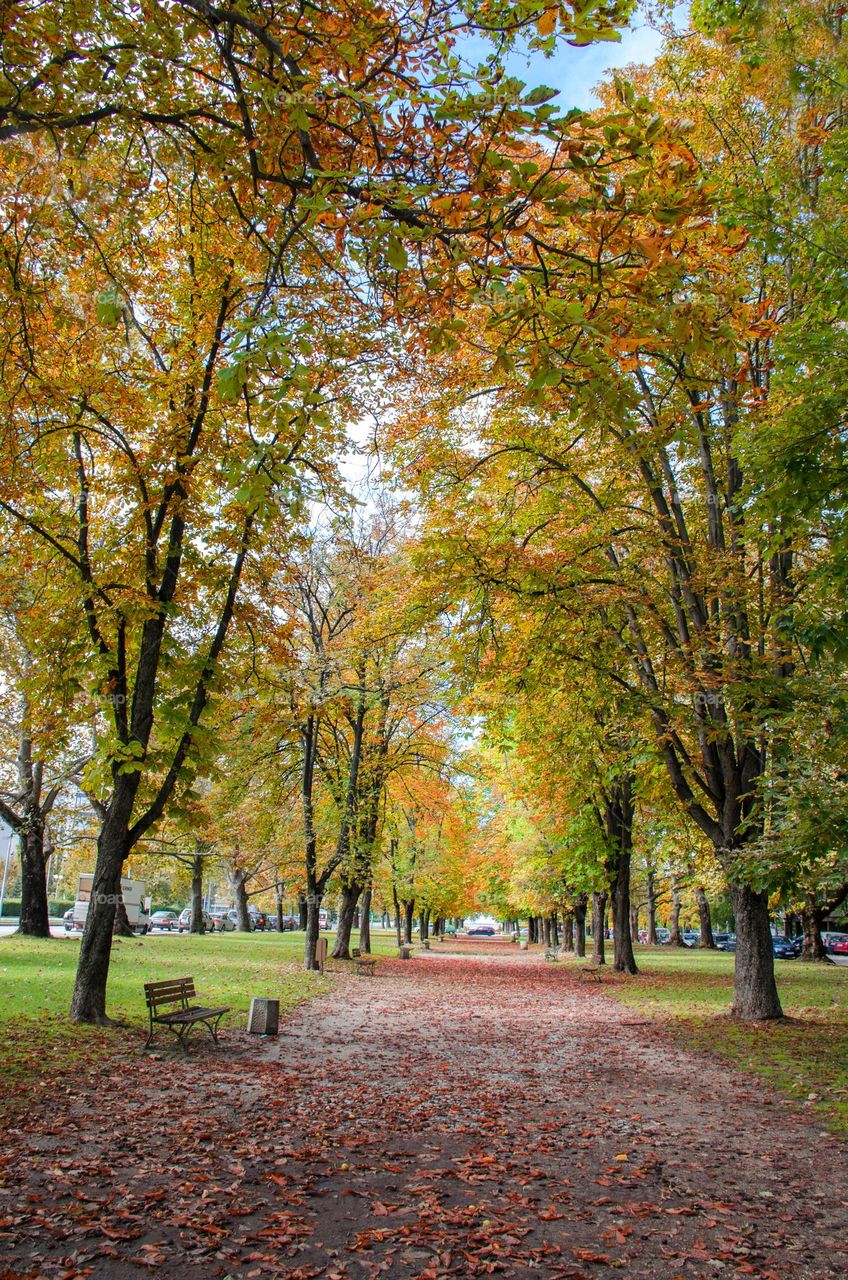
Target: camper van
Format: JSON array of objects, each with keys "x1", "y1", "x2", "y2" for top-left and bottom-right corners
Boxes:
[{"x1": 72, "y1": 874, "x2": 151, "y2": 934}]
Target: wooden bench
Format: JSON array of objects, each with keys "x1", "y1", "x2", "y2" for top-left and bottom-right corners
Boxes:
[
  {"x1": 143, "y1": 977, "x2": 230, "y2": 1053},
  {"x1": 351, "y1": 947, "x2": 377, "y2": 976}
]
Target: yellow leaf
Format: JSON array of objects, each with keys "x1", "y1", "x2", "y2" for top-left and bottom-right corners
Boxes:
[{"x1": 536, "y1": 8, "x2": 558, "y2": 36}]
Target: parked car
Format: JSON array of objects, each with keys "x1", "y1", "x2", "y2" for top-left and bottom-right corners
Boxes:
[
  {"x1": 824, "y1": 932, "x2": 848, "y2": 955},
  {"x1": 467, "y1": 924, "x2": 496, "y2": 936},
  {"x1": 209, "y1": 908, "x2": 237, "y2": 932},
  {"x1": 682, "y1": 931, "x2": 700, "y2": 947},
  {"x1": 784, "y1": 935, "x2": 804, "y2": 957},
  {"x1": 772, "y1": 937, "x2": 798, "y2": 959},
  {"x1": 149, "y1": 910, "x2": 180, "y2": 932},
  {"x1": 249, "y1": 908, "x2": 267, "y2": 931},
  {"x1": 713, "y1": 933, "x2": 737, "y2": 952},
  {"x1": 63, "y1": 908, "x2": 76, "y2": 932},
  {"x1": 831, "y1": 935, "x2": 848, "y2": 956},
  {"x1": 177, "y1": 907, "x2": 215, "y2": 933}
]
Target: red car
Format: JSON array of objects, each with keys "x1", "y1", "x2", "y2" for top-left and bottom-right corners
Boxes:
[{"x1": 831, "y1": 936, "x2": 848, "y2": 955}]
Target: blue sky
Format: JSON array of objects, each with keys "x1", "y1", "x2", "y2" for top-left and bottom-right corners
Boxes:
[
  {"x1": 458, "y1": 5, "x2": 688, "y2": 111},
  {"x1": 502, "y1": 19, "x2": 668, "y2": 109}
]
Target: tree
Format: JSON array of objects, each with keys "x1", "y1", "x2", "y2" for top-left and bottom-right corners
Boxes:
[{"x1": 0, "y1": 590, "x2": 89, "y2": 935}]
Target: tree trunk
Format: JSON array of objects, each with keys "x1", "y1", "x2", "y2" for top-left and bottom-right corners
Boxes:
[
  {"x1": 629, "y1": 903, "x2": 639, "y2": 943},
  {"x1": 591, "y1": 892, "x2": 607, "y2": 965},
  {"x1": 113, "y1": 889, "x2": 134, "y2": 937},
  {"x1": 18, "y1": 822, "x2": 50, "y2": 938},
  {"x1": 800, "y1": 893, "x2": 829, "y2": 962},
  {"x1": 551, "y1": 912, "x2": 559, "y2": 946},
  {"x1": 543, "y1": 916, "x2": 552, "y2": 947},
  {"x1": 403, "y1": 899, "x2": 414, "y2": 944},
  {"x1": 574, "y1": 895, "x2": 587, "y2": 958},
  {"x1": 668, "y1": 879, "x2": 685, "y2": 946},
  {"x1": 304, "y1": 894, "x2": 321, "y2": 970},
  {"x1": 275, "y1": 881, "x2": 284, "y2": 933},
  {"x1": 604, "y1": 774, "x2": 637, "y2": 975},
  {"x1": 332, "y1": 882, "x2": 362, "y2": 959},
  {"x1": 359, "y1": 886, "x2": 372, "y2": 954},
  {"x1": 70, "y1": 810, "x2": 129, "y2": 1024},
  {"x1": 298, "y1": 894, "x2": 308, "y2": 929},
  {"x1": 696, "y1": 886, "x2": 715, "y2": 948},
  {"x1": 730, "y1": 883, "x2": 783, "y2": 1020},
  {"x1": 611, "y1": 863, "x2": 637, "y2": 974},
  {"x1": 191, "y1": 855, "x2": 205, "y2": 934},
  {"x1": 393, "y1": 885, "x2": 402, "y2": 945},
  {"x1": 230, "y1": 871, "x2": 251, "y2": 931},
  {"x1": 646, "y1": 870, "x2": 657, "y2": 945},
  {"x1": 562, "y1": 912, "x2": 574, "y2": 951}
]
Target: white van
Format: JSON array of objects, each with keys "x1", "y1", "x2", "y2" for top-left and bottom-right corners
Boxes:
[{"x1": 73, "y1": 874, "x2": 151, "y2": 934}]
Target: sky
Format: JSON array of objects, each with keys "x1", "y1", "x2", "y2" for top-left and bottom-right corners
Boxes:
[{"x1": 470, "y1": 15, "x2": 670, "y2": 112}]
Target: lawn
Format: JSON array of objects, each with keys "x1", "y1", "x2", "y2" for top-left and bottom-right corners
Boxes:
[
  {"x1": 580, "y1": 946, "x2": 848, "y2": 1134},
  {"x1": 0, "y1": 927, "x2": 396, "y2": 1112}
]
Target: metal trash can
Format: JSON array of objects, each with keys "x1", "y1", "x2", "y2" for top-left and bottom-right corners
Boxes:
[{"x1": 247, "y1": 997, "x2": 280, "y2": 1036}]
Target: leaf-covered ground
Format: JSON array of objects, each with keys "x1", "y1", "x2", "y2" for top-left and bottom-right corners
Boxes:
[
  {"x1": 579, "y1": 946, "x2": 848, "y2": 1134},
  {"x1": 2, "y1": 948, "x2": 847, "y2": 1279}
]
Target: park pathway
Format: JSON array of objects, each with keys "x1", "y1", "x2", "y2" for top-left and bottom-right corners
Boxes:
[{"x1": 2, "y1": 948, "x2": 847, "y2": 1279}]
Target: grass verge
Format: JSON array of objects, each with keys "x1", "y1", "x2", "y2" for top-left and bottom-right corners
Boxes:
[
  {"x1": 0, "y1": 927, "x2": 395, "y2": 1111},
  {"x1": 581, "y1": 946, "x2": 848, "y2": 1134}
]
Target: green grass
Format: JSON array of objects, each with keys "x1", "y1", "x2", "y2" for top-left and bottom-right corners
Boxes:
[
  {"x1": 581, "y1": 946, "x2": 848, "y2": 1134},
  {"x1": 0, "y1": 928, "x2": 396, "y2": 1111}
]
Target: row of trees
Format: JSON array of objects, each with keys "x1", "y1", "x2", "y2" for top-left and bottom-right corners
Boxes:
[
  {"x1": 384, "y1": 0, "x2": 848, "y2": 1016},
  {"x1": 1, "y1": 0, "x2": 846, "y2": 1023}
]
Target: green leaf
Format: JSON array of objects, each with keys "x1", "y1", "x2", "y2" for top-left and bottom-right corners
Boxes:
[
  {"x1": 386, "y1": 235, "x2": 409, "y2": 271},
  {"x1": 96, "y1": 286, "x2": 124, "y2": 327},
  {"x1": 218, "y1": 362, "x2": 246, "y2": 403}
]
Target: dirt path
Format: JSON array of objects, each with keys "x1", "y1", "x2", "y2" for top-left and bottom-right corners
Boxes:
[{"x1": 2, "y1": 950, "x2": 847, "y2": 1279}]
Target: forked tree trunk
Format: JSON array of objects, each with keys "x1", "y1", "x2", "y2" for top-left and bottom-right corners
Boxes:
[
  {"x1": 18, "y1": 822, "x2": 50, "y2": 938},
  {"x1": 574, "y1": 895, "x2": 587, "y2": 958},
  {"x1": 730, "y1": 884, "x2": 783, "y2": 1020},
  {"x1": 332, "y1": 882, "x2": 362, "y2": 959},
  {"x1": 359, "y1": 886, "x2": 372, "y2": 954},
  {"x1": 696, "y1": 886, "x2": 715, "y2": 948},
  {"x1": 591, "y1": 892, "x2": 607, "y2": 965},
  {"x1": 230, "y1": 870, "x2": 251, "y2": 931},
  {"x1": 668, "y1": 879, "x2": 685, "y2": 946}
]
